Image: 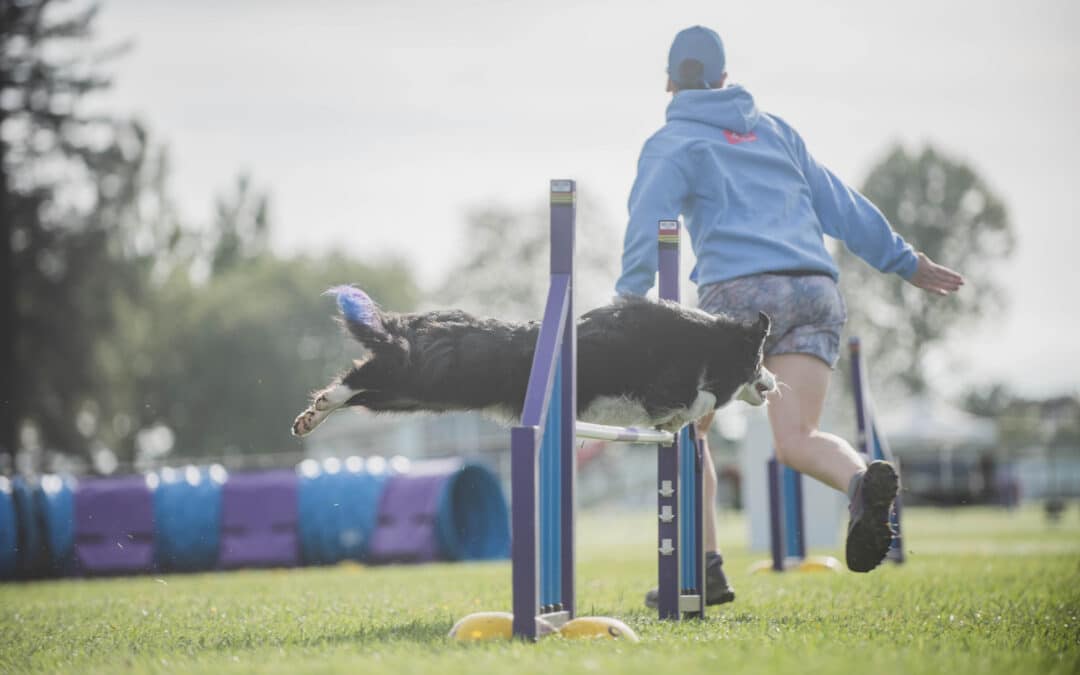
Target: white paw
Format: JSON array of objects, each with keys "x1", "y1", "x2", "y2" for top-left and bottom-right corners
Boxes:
[{"x1": 292, "y1": 407, "x2": 327, "y2": 436}]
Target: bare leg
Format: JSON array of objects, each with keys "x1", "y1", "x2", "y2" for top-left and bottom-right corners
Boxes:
[
  {"x1": 645, "y1": 411, "x2": 735, "y2": 608},
  {"x1": 695, "y1": 413, "x2": 719, "y2": 553},
  {"x1": 695, "y1": 414, "x2": 736, "y2": 600},
  {"x1": 764, "y1": 353, "x2": 865, "y2": 492}
]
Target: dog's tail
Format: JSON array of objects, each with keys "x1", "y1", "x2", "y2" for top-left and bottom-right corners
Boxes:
[{"x1": 325, "y1": 285, "x2": 392, "y2": 347}]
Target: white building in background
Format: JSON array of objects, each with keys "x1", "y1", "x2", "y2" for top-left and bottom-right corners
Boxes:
[
  {"x1": 876, "y1": 395, "x2": 1080, "y2": 503},
  {"x1": 739, "y1": 405, "x2": 845, "y2": 553},
  {"x1": 877, "y1": 397, "x2": 1000, "y2": 503}
]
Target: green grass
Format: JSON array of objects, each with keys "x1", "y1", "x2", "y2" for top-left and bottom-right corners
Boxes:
[{"x1": 2, "y1": 506, "x2": 1078, "y2": 674}]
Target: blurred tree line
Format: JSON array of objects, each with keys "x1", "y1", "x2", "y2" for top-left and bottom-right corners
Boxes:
[
  {"x1": 837, "y1": 145, "x2": 1015, "y2": 400},
  {"x1": 436, "y1": 194, "x2": 618, "y2": 321},
  {"x1": 965, "y1": 385, "x2": 1080, "y2": 452},
  {"x1": 0, "y1": 2, "x2": 1024, "y2": 474},
  {"x1": 0, "y1": 1, "x2": 417, "y2": 472}
]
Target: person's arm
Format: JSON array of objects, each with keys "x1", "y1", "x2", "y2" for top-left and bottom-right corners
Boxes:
[
  {"x1": 792, "y1": 132, "x2": 964, "y2": 294},
  {"x1": 783, "y1": 122, "x2": 918, "y2": 279},
  {"x1": 615, "y1": 153, "x2": 690, "y2": 297}
]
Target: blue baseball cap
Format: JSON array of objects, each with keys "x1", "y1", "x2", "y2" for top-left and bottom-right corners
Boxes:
[{"x1": 667, "y1": 26, "x2": 726, "y2": 89}]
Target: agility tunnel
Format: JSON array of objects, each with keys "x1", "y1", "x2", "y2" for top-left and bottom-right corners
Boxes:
[
  {"x1": 0, "y1": 477, "x2": 17, "y2": 578},
  {"x1": 218, "y1": 468, "x2": 301, "y2": 569},
  {"x1": 74, "y1": 475, "x2": 157, "y2": 575},
  {"x1": 152, "y1": 466, "x2": 227, "y2": 572},
  {"x1": 37, "y1": 474, "x2": 77, "y2": 575},
  {"x1": 297, "y1": 456, "x2": 392, "y2": 566},
  {"x1": 297, "y1": 456, "x2": 509, "y2": 566},
  {"x1": 368, "y1": 459, "x2": 510, "y2": 563},
  {"x1": 0, "y1": 457, "x2": 508, "y2": 579},
  {"x1": 12, "y1": 476, "x2": 52, "y2": 577}
]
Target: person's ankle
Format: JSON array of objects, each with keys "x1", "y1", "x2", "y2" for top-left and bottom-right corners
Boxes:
[{"x1": 846, "y1": 469, "x2": 866, "y2": 503}]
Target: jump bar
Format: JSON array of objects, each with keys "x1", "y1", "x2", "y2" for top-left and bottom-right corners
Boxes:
[{"x1": 574, "y1": 422, "x2": 675, "y2": 445}]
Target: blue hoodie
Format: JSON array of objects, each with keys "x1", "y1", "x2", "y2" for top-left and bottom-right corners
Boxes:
[{"x1": 615, "y1": 85, "x2": 918, "y2": 297}]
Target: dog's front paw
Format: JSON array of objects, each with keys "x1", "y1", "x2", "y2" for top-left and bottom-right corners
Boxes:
[{"x1": 292, "y1": 408, "x2": 321, "y2": 436}]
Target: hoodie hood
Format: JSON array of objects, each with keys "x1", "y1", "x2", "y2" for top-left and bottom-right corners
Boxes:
[{"x1": 665, "y1": 84, "x2": 760, "y2": 134}]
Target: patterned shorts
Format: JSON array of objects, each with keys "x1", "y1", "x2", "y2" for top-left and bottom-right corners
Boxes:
[{"x1": 697, "y1": 273, "x2": 847, "y2": 368}]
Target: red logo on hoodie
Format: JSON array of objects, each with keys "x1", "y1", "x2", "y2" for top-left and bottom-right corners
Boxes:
[{"x1": 724, "y1": 129, "x2": 758, "y2": 144}]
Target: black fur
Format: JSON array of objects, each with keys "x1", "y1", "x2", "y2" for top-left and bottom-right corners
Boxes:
[
  {"x1": 577, "y1": 298, "x2": 770, "y2": 423},
  {"x1": 312, "y1": 294, "x2": 769, "y2": 429}
]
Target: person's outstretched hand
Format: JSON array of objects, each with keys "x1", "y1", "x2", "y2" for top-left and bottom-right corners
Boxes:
[{"x1": 908, "y1": 252, "x2": 965, "y2": 296}]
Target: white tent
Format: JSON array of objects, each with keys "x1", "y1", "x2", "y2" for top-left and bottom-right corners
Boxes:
[{"x1": 877, "y1": 396, "x2": 998, "y2": 451}]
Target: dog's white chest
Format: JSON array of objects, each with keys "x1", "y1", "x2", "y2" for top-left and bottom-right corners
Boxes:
[
  {"x1": 578, "y1": 396, "x2": 652, "y2": 428},
  {"x1": 578, "y1": 389, "x2": 717, "y2": 432}
]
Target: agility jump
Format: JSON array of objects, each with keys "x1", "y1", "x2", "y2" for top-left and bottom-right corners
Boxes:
[{"x1": 505, "y1": 180, "x2": 706, "y2": 640}]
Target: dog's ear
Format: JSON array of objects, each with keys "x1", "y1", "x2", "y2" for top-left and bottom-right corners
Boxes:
[{"x1": 755, "y1": 311, "x2": 771, "y2": 338}]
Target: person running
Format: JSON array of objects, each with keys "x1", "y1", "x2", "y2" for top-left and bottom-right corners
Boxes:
[{"x1": 617, "y1": 26, "x2": 965, "y2": 607}]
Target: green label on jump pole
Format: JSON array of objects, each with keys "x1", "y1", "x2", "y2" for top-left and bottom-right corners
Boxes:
[{"x1": 550, "y1": 180, "x2": 575, "y2": 204}]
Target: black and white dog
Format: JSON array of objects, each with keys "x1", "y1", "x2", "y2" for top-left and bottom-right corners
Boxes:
[{"x1": 292, "y1": 287, "x2": 777, "y2": 436}]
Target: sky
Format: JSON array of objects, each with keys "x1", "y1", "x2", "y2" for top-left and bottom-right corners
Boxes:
[{"x1": 94, "y1": 0, "x2": 1078, "y2": 397}]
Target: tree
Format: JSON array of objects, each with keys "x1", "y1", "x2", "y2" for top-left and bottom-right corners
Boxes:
[
  {"x1": 0, "y1": 1, "x2": 178, "y2": 468},
  {"x1": 836, "y1": 145, "x2": 1015, "y2": 398},
  {"x1": 207, "y1": 173, "x2": 270, "y2": 277},
  {"x1": 0, "y1": 2, "x2": 422, "y2": 471},
  {"x1": 126, "y1": 254, "x2": 419, "y2": 461},
  {"x1": 437, "y1": 195, "x2": 620, "y2": 321}
]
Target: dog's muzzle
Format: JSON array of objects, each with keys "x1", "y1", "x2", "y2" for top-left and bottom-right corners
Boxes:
[{"x1": 736, "y1": 366, "x2": 778, "y2": 407}]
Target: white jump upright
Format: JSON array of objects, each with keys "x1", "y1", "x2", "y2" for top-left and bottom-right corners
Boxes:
[{"x1": 509, "y1": 180, "x2": 705, "y2": 641}]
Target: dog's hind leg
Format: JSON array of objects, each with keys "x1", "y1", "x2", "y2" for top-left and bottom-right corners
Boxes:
[{"x1": 291, "y1": 380, "x2": 360, "y2": 436}]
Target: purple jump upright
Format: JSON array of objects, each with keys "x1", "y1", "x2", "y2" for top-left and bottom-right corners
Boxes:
[
  {"x1": 73, "y1": 476, "x2": 156, "y2": 575},
  {"x1": 218, "y1": 470, "x2": 300, "y2": 569},
  {"x1": 657, "y1": 219, "x2": 705, "y2": 620},
  {"x1": 511, "y1": 179, "x2": 577, "y2": 641},
  {"x1": 765, "y1": 457, "x2": 807, "y2": 571}
]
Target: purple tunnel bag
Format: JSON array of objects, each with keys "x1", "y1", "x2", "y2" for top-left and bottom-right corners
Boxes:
[
  {"x1": 73, "y1": 476, "x2": 156, "y2": 575},
  {"x1": 368, "y1": 472, "x2": 446, "y2": 563},
  {"x1": 218, "y1": 469, "x2": 300, "y2": 569}
]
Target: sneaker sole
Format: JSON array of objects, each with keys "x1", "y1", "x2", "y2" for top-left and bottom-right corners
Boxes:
[
  {"x1": 845, "y1": 462, "x2": 899, "y2": 573},
  {"x1": 644, "y1": 587, "x2": 735, "y2": 609},
  {"x1": 707, "y1": 588, "x2": 735, "y2": 606}
]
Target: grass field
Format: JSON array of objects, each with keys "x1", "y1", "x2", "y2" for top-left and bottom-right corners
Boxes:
[{"x1": 2, "y1": 506, "x2": 1078, "y2": 674}]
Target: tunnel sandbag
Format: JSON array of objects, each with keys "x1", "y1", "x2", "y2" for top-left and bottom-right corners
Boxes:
[
  {"x1": 74, "y1": 475, "x2": 156, "y2": 575},
  {"x1": 296, "y1": 456, "x2": 391, "y2": 566},
  {"x1": 36, "y1": 474, "x2": 77, "y2": 575},
  {"x1": 13, "y1": 477, "x2": 50, "y2": 577},
  {"x1": 218, "y1": 469, "x2": 299, "y2": 569},
  {"x1": 368, "y1": 460, "x2": 509, "y2": 563},
  {"x1": 152, "y1": 465, "x2": 226, "y2": 572},
  {"x1": 0, "y1": 477, "x2": 16, "y2": 579},
  {"x1": 436, "y1": 463, "x2": 510, "y2": 561}
]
